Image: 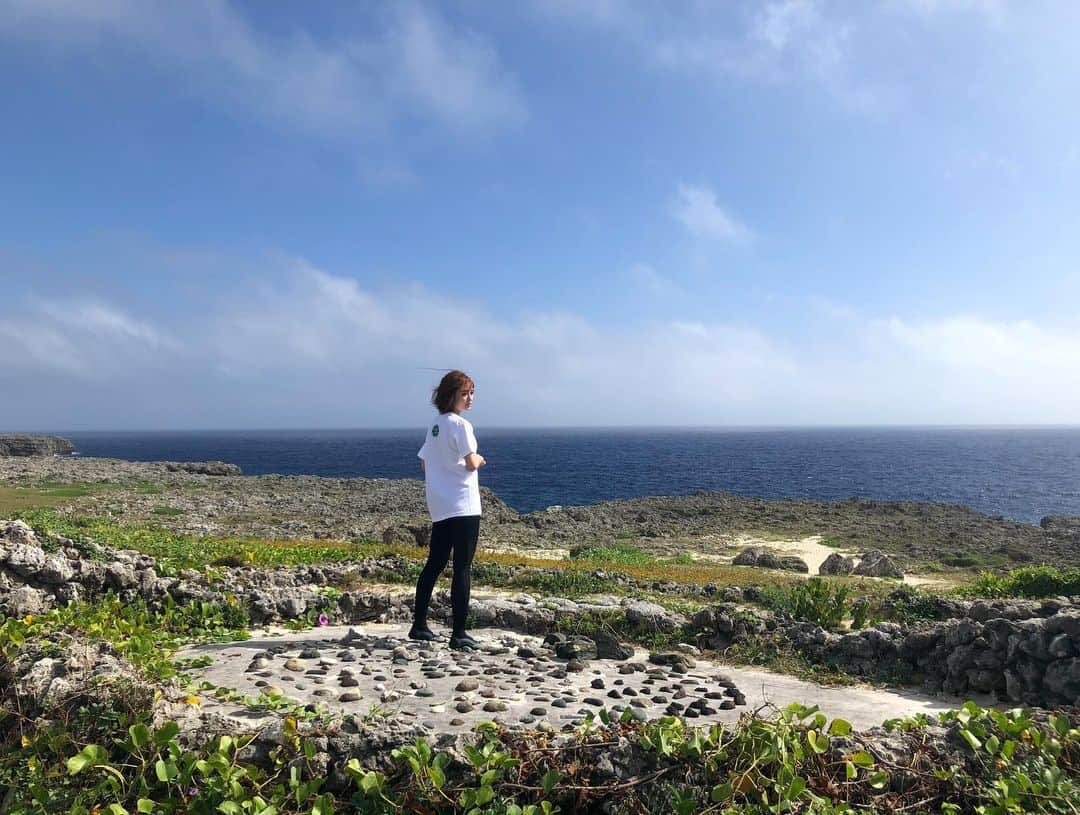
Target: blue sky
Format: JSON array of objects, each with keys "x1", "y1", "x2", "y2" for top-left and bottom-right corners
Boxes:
[{"x1": 2, "y1": 0, "x2": 1079, "y2": 429}]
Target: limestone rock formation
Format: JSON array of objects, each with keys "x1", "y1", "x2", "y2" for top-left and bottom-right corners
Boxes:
[
  {"x1": 0, "y1": 434, "x2": 74, "y2": 456},
  {"x1": 164, "y1": 460, "x2": 242, "y2": 476},
  {"x1": 852, "y1": 549, "x2": 903, "y2": 578},
  {"x1": 733, "y1": 546, "x2": 809, "y2": 573},
  {"x1": 382, "y1": 523, "x2": 432, "y2": 548},
  {"x1": 819, "y1": 552, "x2": 855, "y2": 576}
]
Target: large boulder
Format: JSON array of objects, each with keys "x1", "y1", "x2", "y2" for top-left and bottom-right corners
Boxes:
[
  {"x1": 624, "y1": 600, "x2": 686, "y2": 633},
  {"x1": 853, "y1": 550, "x2": 904, "y2": 579},
  {"x1": 733, "y1": 547, "x2": 809, "y2": 573},
  {"x1": 819, "y1": 552, "x2": 855, "y2": 576},
  {"x1": 0, "y1": 434, "x2": 75, "y2": 456},
  {"x1": 382, "y1": 524, "x2": 432, "y2": 548}
]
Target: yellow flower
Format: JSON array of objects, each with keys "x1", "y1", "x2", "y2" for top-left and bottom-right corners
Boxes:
[
  {"x1": 21, "y1": 614, "x2": 34, "y2": 624},
  {"x1": 183, "y1": 694, "x2": 202, "y2": 706}
]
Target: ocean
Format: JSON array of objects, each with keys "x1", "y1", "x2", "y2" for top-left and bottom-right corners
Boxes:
[{"x1": 55, "y1": 427, "x2": 1080, "y2": 525}]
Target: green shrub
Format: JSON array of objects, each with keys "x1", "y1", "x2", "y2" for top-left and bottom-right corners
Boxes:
[
  {"x1": 963, "y1": 565, "x2": 1080, "y2": 599},
  {"x1": 762, "y1": 578, "x2": 850, "y2": 630}
]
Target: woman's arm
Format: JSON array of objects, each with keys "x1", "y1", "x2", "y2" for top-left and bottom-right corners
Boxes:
[{"x1": 464, "y1": 453, "x2": 485, "y2": 471}]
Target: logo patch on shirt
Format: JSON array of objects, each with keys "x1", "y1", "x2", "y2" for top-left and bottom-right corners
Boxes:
[{"x1": 431, "y1": 424, "x2": 439, "y2": 437}]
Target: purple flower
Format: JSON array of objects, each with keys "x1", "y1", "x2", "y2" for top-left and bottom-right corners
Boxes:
[
  {"x1": 186, "y1": 786, "x2": 199, "y2": 799},
  {"x1": 317, "y1": 613, "x2": 329, "y2": 627}
]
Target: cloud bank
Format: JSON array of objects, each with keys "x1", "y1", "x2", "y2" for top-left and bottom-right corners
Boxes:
[{"x1": 3, "y1": 258, "x2": 1079, "y2": 429}]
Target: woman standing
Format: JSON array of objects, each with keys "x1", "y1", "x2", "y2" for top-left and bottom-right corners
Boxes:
[{"x1": 409, "y1": 370, "x2": 486, "y2": 650}]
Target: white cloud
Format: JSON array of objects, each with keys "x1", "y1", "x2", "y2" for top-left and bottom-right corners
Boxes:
[
  {"x1": 0, "y1": 0, "x2": 525, "y2": 139},
  {"x1": 673, "y1": 184, "x2": 751, "y2": 242},
  {"x1": 531, "y1": 1, "x2": 916, "y2": 115},
  {"x1": 4, "y1": 260, "x2": 1080, "y2": 426},
  {"x1": 0, "y1": 298, "x2": 179, "y2": 378}
]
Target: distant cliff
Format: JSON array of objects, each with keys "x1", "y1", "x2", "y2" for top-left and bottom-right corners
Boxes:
[{"x1": 0, "y1": 435, "x2": 75, "y2": 457}]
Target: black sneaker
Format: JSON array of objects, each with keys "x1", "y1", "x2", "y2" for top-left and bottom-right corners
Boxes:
[
  {"x1": 449, "y1": 634, "x2": 478, "y2": 651},
  {"x1": 408, "y1": 625, "x2": 438, "y2": 641},
  {"x1": 452, "y1": 631, "x2": 479, "y2": 647}
]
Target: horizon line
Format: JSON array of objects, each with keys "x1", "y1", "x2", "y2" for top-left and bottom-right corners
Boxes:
[{"x1": 16, "y1": 423, "x2": 1080, "y2": 434}]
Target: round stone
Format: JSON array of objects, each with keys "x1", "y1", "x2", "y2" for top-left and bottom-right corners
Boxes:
[{"x1": 339, "y1": 692, "x2": 362, "y2": 702}]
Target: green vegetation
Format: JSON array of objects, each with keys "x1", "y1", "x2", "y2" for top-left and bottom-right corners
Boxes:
[
  {"x1": 15, "y1": 509, "x2": 385, "y2": 573},
  {"x1": 962, "y1": 565, "x2": 1080, "y2": 599},
  {"x1": 0, "y1": 482, "x2": 125, "y2": 514},
  {"x1": 761, "y1": 579, "x2": 852, "y2": 630},
  {"x1": 568, "y1": 542, "x2": 659, "y2": 567}
]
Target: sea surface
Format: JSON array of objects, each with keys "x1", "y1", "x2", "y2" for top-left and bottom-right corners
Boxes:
[{"x1": 54, "y1": 428, "x2": 1080, "y2": 525}]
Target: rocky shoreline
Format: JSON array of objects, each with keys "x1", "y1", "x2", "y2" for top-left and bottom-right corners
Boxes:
[{"x1": 3, "y1": 454, "x2": 1079, "y2": 569}]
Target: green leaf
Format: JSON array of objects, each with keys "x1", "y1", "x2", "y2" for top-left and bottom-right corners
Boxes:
[
  {"x1": 828, "y1": 718, "x2": 852, "y2": 736},
  {"x1": 154, "y1": 759, "x2": 179, "y2": 782},
  {"x1": 806, "y1": 730, "x2": 829, "y2": 754},
  {"x1": 105, "y1": 805, "x2": 129, "y2": 815},
  {"x1": 850, "y1": 751, "x2": 875, "y2": 768},
  {"x1": 867, "y1": 771, "x2": 888, "y2": 790},
  {"x1": 984, "y1": 734, "x2": 1001, "y2": 756},
  {"x1": 154, "y1": 722, "x2": 180, "y2": 747},
  {"x1": 67, "y1": 744, "x2": 107, "y2": 775},
  {"x1": 710, "y1": 782, "x2": 732, "y2": 802},
  {"x1": 311, "y1": 794, "x2": 334, "y2": 815},
  {"x1": 958, "y1": 728, "x2": 982, "y2": 752},
  {"x1": 429, "y1": 765, "x2": 446, "y2": 789},
  {"x1": 1051, "y1": 714, "x2": 1069, "y2": 737},
  {"x1": 785, "y1": 777, "x2": 806, "y2": 799},
  {"x1": 845, "y1": 761, "x2": 857, "y2": 780},
  {"x1": 476, "y1": 784, "x2": 495, "y2": 805},
  {"x1": 218, "y1": 804, "x2": 242, "y2": 815},
  {"x1": 129, "y1": 724, "x2": 152, "y2": 749},
  {"x1": 542, "y1": 770, "x2": 561, "y2": 794},
  {"x1": 136, "y1": 800, "x2": 156, "y2": 814}
]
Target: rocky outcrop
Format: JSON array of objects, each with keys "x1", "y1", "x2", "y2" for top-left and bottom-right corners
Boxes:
[
  {"x1": 382, "y1": 523, "x2": 432, "y2": 548},
  {"x1": 732, "y1": 546, "x2": 810, "y2": 573},
  {"x1": 852, "y1": 550, "x2": 903, "y2": 579},
  {"x1": 0, "y1": 434, "x2": 74, "y2": 456},
  {"x1": 819, "y1": 552, "x2": 855, "y2": 575},
  {"x1": 165, "y1": 460, "x2": 242, "y2": 476}
]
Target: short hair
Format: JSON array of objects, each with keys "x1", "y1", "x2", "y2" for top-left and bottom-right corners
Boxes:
[{"x1": 432, "y1": 370, "x2": 475, "y2": 414}]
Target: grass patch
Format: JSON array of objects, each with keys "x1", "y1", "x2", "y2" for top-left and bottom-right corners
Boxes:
[
  {"x1": 0, "y1": 481, "x2": 128, "y2": 513},
  {"x1": 151, "y1": 505, "x2": 185, "y2": 516},
  {"x1": 569, "y1": 542, "x2": 659, "y2": 567}
]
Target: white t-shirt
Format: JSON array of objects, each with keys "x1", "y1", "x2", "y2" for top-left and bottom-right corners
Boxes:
[{"x1": 417, "y1": 412, "x2": 482, "y2": 522}]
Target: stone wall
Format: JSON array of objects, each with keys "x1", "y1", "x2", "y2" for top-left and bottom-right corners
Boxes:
[{"x1": 689, "y1": 597, "x2": 1080, "y2": 708}]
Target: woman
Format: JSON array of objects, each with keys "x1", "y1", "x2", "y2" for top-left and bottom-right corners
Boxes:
[{"x1": 409, "y1": 370, "x2": 486, "y2": 650}]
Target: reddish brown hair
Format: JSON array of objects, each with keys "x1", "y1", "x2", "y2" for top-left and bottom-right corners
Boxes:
[{"x1": 432, "y1": 370, "x2": 475, "y2": 414}]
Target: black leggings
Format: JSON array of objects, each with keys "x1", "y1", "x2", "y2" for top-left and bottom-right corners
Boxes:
[{"x1": 412, "y1": 515, "x2": 480, "y2": 634}]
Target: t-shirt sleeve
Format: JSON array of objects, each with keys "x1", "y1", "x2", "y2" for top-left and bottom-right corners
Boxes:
[
  {"x1": 449, "y1": 418, "x2": 478, "y2": 459},
  {"x1": 461, "y1": 421, "x2": 479, "y2": 456}
]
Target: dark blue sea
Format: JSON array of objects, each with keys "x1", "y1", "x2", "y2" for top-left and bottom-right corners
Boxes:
[{"x1": 56, "y1": 428, "x2": 1080, "y2": 525}]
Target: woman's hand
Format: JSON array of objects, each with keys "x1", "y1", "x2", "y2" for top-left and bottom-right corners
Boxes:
[{"x1": 465, "y1": 453, "x2": 486, "y2": 471}]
